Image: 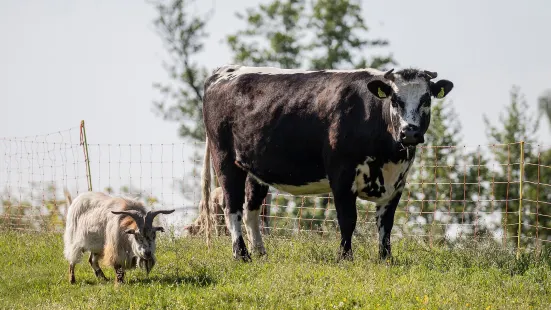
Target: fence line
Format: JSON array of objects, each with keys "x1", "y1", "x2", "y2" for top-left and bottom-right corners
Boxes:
[{"x1": 0, "y1": 124, "x2": 550, "y2": 254}]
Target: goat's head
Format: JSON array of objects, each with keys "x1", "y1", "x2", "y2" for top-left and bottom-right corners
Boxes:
[{"x1": 111, "y1": 208, "x2": 175, "y2": 274}]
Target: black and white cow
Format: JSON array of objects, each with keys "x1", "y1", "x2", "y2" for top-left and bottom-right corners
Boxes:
[{"x1": 200, "y1": 65, "x2": 453, "y2": 261}]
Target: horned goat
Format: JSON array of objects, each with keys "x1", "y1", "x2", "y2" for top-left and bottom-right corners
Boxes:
[{"x1": 63, "y1": 190, "x2": 174, "y2": 284}]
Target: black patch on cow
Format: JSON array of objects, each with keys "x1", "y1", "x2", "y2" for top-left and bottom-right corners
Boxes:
[
  {"x1": 396, "y1": 68, "x2": 427, "y2": 81},
  {"x1": 419, "y1": 93, "x2": 431, "y2": 107},
  {"x1": 226, "y1": 68, "x2": 236, "y2": 72},
  {"x1": 204, "y1": 68, "x2": 420, "y2": 192},
  {"x1": 203, "y1": 73, "x2": 220, "y2": 91}
]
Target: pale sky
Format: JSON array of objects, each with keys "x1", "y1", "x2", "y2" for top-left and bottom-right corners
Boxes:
[
  {"x1": 1, "y1": 0, "x2": 550, "y2": 145},
  {"x1": 1, "y1": 0, "x2": 550, "y2": 229}
]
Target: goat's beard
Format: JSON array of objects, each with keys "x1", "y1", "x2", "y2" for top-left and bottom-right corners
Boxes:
[{"x1": 136, "y1": 256, "x2": 156, "y2": 274}]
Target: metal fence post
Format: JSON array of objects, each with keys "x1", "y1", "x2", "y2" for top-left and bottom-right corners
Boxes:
[
  {"x1": 516, "y1": 141, "x2": 524, "y2": 260},
  {"x1": 80, "y1": 120, "x2": 93, "y2": 192}
]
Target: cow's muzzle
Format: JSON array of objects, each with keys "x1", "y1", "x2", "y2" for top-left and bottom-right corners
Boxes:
[{"x1": 400, "y1": 125, "x2": 424, "y2": 146}]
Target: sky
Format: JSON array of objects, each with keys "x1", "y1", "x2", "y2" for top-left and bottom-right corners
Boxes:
[
  {"x1": 1, "y1": 0, "x2": 550, "y2": 229},
  {"x1": 0, "y1": 0, "x2": 550, "y2": 146}
]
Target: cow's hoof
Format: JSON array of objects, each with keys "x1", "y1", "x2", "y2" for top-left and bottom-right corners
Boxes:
[
  {"x1": 338, "y1": 249, "x2": 354, "y2": 262},
  {"x1": 233, "y1": 236, "x2": 252, "y2": 262}
]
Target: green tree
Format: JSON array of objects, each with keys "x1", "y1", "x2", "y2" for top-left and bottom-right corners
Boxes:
[
  {"x1": 308, "y1": 0, "x2": 395, "y2": 70},
  {"x1": 150, "y1": 0, "x2": 210, "y2": 142},
  {"x1": 484, "y1": 86, "x2": 550, "y2": 246},
  {"x1": 227, "y1": 0, "x2": 305, "y2": 68},
  {"x1": 538, "y1": 89, "x2": 551, "y2": 130},
  {"x1": 226, "y1": 0, "x2": 396, "y2": 233},
  {"x1": 405, "y1": 100, "x2": 490, "y2": 241}
]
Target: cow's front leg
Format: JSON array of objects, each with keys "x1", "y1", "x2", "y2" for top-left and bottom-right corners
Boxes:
[
  {"x1": 329, "y1": 169, "x2": 358, "y2": 261},
  {"x1": 376, "y1": 192, "x2": 402, "y2": 261}
]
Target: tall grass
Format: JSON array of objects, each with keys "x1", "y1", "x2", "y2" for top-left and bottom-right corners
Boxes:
[{"x1": 0, "y1": 231, "x2": 549, "y2": 309}]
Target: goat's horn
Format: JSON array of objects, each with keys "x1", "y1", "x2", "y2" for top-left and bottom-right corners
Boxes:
[
  {"x1": 423, "y1": 70, "x2": 438, "y2": 79},
  {"x1": 144, "y1": 209, "x2": 175, "y2": 228},
  {"x1": 384, "y1": 68, "x2": 395, "y2": 81},
  {"x1": 111, "y1": 210, "x2": 145, "y2": 229}
]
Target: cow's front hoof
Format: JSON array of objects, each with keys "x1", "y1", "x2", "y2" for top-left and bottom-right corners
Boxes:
[
  {"x1": 233, "y1": 236, "x2": 252, "y2": 262},
  {"x1": 338, "y1": 248, "x2": 354, "y2": 262}
]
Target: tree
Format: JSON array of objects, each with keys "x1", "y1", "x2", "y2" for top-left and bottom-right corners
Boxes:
[
  {"x1": 308, "y1": 0, "x2": 395, "y2": 70},
  {"x1": 151, "y1": 0, "x2": 210, "y2": 142},
  {"x1": 226, "y1": 0, "x2": 397, "y2": 233},
  {"x1": 151, "y1": 0, "x2": 397, "y2": 235},
  {"x1": 538, "y1": 89, "x2": 551, "y2": 130},
  {"x1": 227, "y1": 0, "x2": 305, "y2": 68},
  {"x1": 405, "y1": 100, "x2": 490, "y2": 241},
  {"x1": 484, "y1": 86, "x2": 550, "y2": 245}
]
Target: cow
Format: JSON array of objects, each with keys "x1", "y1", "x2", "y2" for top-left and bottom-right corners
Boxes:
[{"x1": 199, "y1": 64, "x2": 454, "y2": 262}]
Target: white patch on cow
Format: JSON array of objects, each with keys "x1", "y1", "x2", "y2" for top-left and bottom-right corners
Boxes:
[
  {"x1": 244, "y1": 208, "x2": 266, "y2": 255},
  {"x1": 272, "y1": 179, "x2": 331, "y2": 195},
  {"x1": 354, "y1": 157, "x2": 413, "y2": 205},
  {"x1": 392, "y1": 77, "x2": 430, "y2": 128},
  {"x1": 228, "y1": 211, "x2": 243, "y2": 244},
  {"x1": 209, "y1": 64, "x2": 384, "y2": 88},
  {"x1": 352, "y1": 159, "x2": 371, "y2": 195}
]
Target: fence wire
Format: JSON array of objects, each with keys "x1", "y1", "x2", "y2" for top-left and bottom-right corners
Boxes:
[{"x1": 0, "y1": 126, "x2": 549, "y2": 252}]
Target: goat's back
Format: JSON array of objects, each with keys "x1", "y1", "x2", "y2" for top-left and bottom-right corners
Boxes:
[{"x1": 63, "y1": 192, "x2": 145, "y2": 261}]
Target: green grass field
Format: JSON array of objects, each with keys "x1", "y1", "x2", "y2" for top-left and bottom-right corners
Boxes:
[{"x1": 0, "y1": 231, "x2": 550, "y2": 309}]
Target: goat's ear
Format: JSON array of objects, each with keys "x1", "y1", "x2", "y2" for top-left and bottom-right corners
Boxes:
[
  {"x1": 124, "y1": 229, "x2": 136, "y2": 234},
  {"x1": 153, "y1": 226, "x2": 165, "y2": 233}
]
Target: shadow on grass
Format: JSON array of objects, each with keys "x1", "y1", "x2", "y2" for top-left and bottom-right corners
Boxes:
[{"x1": 128, "y1": 272, "x2": 217, "y2": 287}]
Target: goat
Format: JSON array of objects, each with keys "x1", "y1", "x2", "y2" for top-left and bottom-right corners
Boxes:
[{"x1": 63, "y1": 190, "x2": 174, "y2": 284}]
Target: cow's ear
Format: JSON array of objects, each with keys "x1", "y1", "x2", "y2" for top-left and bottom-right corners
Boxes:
[
  {"x1": 367, "y1": 80, "x2": 392, "y2": 99},
  {"x1": 430, "y1": 80, "x2": 454, "y2": 99}
]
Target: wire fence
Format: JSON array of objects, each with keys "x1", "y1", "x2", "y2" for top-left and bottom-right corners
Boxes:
[{"x1": 1, "y1": 124, "x2": 550, "y2": 253}]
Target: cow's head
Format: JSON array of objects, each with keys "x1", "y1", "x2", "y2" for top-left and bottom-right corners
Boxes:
[{"x1": 367, "y1": 68, "x2": 454, "y2": 147}]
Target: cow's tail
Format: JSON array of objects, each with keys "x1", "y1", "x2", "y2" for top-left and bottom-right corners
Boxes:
[{"x1": 200, "y1": 137, "x2": 213, "y2": 248}]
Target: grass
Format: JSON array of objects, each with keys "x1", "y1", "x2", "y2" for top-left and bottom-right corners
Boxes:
[{"x1": 0, "y1": 231, "x2": 550, "y2": 309}]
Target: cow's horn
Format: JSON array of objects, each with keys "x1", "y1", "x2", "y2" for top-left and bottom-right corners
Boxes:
[
  {"x1": 423, "y1": 70, "x2": 438, "y2": 79},
  {"x1": 384, "y1": 68, "x2": 395, "y2": 81}
]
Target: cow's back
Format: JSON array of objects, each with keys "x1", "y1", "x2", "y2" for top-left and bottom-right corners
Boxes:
[{"x1": 203, "y1": 65, "x2": 383, "y2": 190}]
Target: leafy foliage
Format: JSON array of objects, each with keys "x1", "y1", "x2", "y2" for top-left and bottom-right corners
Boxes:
[
  {"x1": 150, "y1": 0, "x2": 210, "y2": 142},
  {"x1": 484, "y1": 86, "x2": 550, "y2": 245}
]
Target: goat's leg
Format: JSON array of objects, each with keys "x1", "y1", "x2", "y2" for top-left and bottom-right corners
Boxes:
[
  {"x1": 114, "y1": 264, "x2": 125, "y2": 284},
  {"x1": 88, "y1": 253, "x2": 107, "y2": 281},
  {"x1": 69, "y1": 263, "x2": 76, "y2": 284}
]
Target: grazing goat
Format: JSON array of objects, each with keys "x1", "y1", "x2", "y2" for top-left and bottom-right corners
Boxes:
[{"x1": 63, "y1": 190, "x2": 174, "y2": 284}]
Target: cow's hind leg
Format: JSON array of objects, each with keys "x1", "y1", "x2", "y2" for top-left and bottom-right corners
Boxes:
[
  {"x1": 376, "y1": 192, "x2": 402, "y2": 262},
  {"x1": 89, "y1": 253, "x2": 108, "y2": 281},
  {"x1": 244, "y1": 175, "x2": 269, "y2": 256},
  {"x1": 215, "y1": 160, "x2": 250, "y2": 261}
]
